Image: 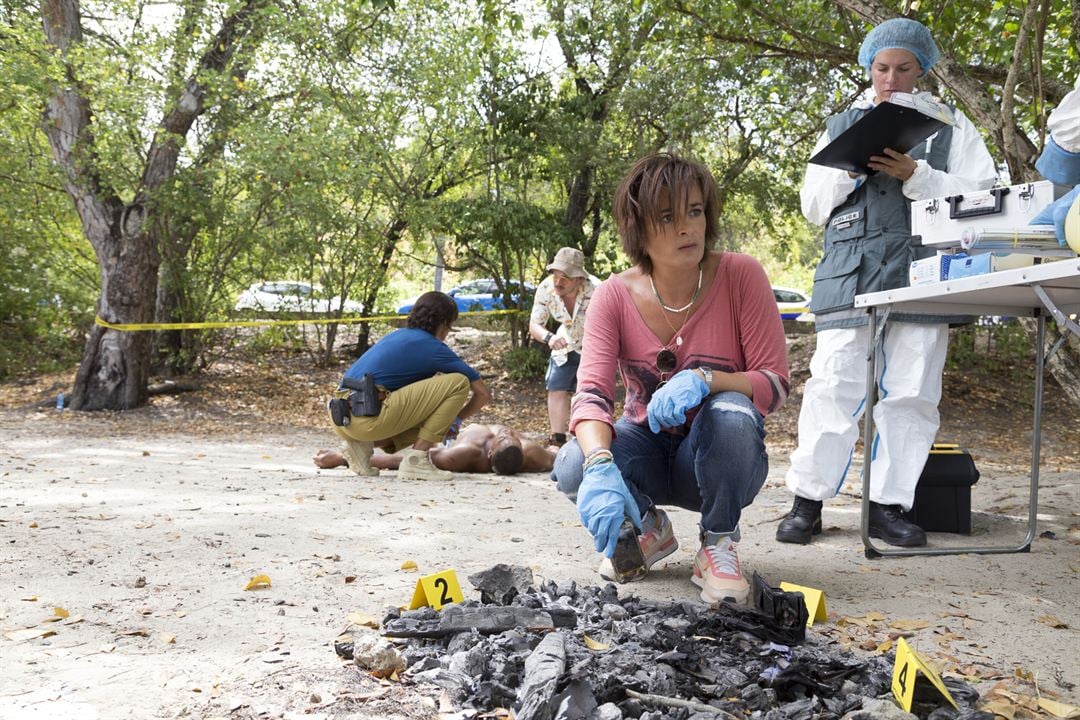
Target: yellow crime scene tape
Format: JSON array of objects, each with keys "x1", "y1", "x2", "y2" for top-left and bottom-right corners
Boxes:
[{"x1": 94, "y1": 308, "x2": 523, "y2": 332}]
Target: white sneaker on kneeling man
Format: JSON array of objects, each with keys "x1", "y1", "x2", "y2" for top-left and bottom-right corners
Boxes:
[
  {"x1": 397, "y1": 448, "x2": 453, "y2": 481},
  {"x1": 342, "y1": 439, "x2": 379, "y2": 477}
]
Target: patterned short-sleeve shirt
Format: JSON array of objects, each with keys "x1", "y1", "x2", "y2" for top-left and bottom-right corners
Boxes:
[{"x1": 529, "y1": 275, "x2": 598, "y2": 361}]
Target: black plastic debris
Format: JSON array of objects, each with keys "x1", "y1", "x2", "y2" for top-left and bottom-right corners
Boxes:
[
  {"x1": 356, "y1": 568, "x2": 985, "y2": 720},
  {"x1": 752, "y1": 572, "x2": 809, "y2": 643}
]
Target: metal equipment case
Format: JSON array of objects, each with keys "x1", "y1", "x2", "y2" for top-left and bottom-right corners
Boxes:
[{"x1": 912, "y1": 181, "x2": 1060, "y2": 247}]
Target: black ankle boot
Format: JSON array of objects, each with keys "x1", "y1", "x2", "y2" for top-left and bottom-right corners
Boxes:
[
  {"x1": 776, "y1": 496, "x2": 823, "y2": 544},
  {"x1": 868, "y1": 502, "x2": 927, "y2": 547}
]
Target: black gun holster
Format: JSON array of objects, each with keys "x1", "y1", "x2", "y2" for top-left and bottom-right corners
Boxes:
[
  {"x1": 343, "y1": 373, "x2": 382, "y2": 417},
  {"x1": 329, "y1": 374, "x2": 383, "y2": 427}
]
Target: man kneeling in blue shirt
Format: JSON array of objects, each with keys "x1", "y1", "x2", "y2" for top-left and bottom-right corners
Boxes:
[{"x1": 328, "y1": 291, "x2": 491, "y2": 481}]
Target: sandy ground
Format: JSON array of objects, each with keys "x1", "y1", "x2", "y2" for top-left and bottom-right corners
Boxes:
[{"x1": 1, "y1": 410, "x2": 1078, "y2": 720}]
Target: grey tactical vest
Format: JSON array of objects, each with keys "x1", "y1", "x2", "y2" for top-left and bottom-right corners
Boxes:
[{"x1": 809, "y1": 105, "x2": 954, "y2": 326}]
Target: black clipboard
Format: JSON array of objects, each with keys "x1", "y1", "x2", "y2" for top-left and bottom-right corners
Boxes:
[{"x1": 809, "y1": 94, "x2": 953, "y2": 175}]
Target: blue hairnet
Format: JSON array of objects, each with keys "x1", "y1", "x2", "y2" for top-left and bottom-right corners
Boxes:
[{"x1": 858, "y1": 18, "x2": 940, "y2": 78}]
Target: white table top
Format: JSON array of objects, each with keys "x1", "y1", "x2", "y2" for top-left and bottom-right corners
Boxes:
[{"x1": 854, "y1": 258, "x2": 1080, "y2": 316}]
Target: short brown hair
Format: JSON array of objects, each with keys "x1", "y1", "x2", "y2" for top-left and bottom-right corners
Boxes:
[
  {"x1": 407, "y1": 291, "x2": 459, "y2": 334},
  {"x1": 612, "y1": 153, "x2": 720, "y2": 274}
]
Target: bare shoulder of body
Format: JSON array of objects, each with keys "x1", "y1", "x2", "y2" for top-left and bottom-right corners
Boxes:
[{"x1": 456, "y1": 423, "x2": 495, "y2": 446}]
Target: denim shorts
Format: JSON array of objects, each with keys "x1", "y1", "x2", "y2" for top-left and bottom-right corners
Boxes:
[{"x1": 545, "y1": 351, "x2": 580, "y2": 392}]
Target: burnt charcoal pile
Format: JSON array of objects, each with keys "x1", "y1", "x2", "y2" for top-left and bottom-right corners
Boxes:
[{"x1": 350, "y1": 565, "x2": 991, "y2": 720}]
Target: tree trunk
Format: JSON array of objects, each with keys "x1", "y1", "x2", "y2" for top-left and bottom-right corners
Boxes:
[
  {"x1": 1021, "y1": 318, "x2": 1080, "y2": 408},
  {"x1": 73, "y1": 232, "x2": 159, "y2": 410},
  {"x1": 40, "y1": 0, "x2": 156, "y2": 409},
  {"x1": 40, "y1": 0, "x2": 264, "y2": 409},
  {"x1": 354, "y1": 217, "x2": 409, "y2": 357},
  {"x1": 563, "y1": 161, "x2": 594, "y2": 244},
  {"x1": 154, "y1": 219, "x2": 201, "y2": 375}
]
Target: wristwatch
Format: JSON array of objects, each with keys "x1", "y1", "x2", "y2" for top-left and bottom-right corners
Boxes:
[
  {"x1": 697, "y1": 366, "x2": 713, "y2": 387},
  {"x1": 544, "y1": 331, "x2": 554, "y2": 344}
]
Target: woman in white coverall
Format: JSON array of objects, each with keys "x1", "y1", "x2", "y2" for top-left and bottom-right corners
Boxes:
[{"x1": 778, "y1": 18, "x2": 997, "y2": 547}]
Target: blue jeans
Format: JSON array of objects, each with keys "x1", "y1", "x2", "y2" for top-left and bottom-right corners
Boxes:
[{"x1": 552, "y1": 392, "x2": 768, "y2": 542}]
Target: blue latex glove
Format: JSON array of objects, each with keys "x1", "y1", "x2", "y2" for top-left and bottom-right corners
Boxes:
[
  {"x1": 576, "y1": 461, "x2": 642, "y2": 557},
  {"x1": 647, "y1": 369, "x2": 709, "y2": 433},
  {"x1": 1035, "y1": 136, "x2": 1080, "y2": 187},
  {"x1": 1030, "y1": 185, "x2": 1080, "y2": 246}
]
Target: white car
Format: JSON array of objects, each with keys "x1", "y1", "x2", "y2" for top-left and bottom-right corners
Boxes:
[
  {"x1": 772, "y1": 286, "x2": 813, "y2": 321},
  {"x1": 234, "y1": 281, "x2": 364, "y2": 315}
]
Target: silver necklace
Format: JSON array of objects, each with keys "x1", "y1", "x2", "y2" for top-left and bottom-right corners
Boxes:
[
  {"x1": 651, "y1": 266, "x2": 703, "y2": 313},
  {"x1": 658, "y1": 299, "x2": 693, "y2": 348}
]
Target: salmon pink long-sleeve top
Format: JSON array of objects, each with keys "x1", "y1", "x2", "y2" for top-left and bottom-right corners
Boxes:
[{"x1": 569, "y1": 252, "x2": 790, "y2": 434}]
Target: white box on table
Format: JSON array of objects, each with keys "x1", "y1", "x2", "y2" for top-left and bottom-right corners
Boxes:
[
  {"x1": 910, "y1": 252, "x2": 967, "y2": 286},
  {"x1": 946, "y1": 253, "x2": 1036, "y2": 280}
]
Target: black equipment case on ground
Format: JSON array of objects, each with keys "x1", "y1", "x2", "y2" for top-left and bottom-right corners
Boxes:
[{"x1": 902, "y1": 443, "x2": 981, "y2": 534}]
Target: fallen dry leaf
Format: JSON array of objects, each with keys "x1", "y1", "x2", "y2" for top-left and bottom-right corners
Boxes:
[
  {"x1": 160, "y1": 632, "x2": 176, "y2": 644},
  {"x1": 583, "y1": 634, "x2": 610, "y2": 651},
  {"x1": 4, "y1": 627, "x2": 57, "y2": 642},
  {"x1": 1036, "y1": 615, "x2": 1068, "y2": 629},
  {"x1": 244, "y1": 574, "x2": 271, "y2": 591},
  {"x1": 119, "y1": 628, "x2": 150, "y2": 637},
  {"x1": 980, "y1": 698, "x2": 1016, "y2": 719},
  {"x1": 346, "y1": 612, "x2": 380, "y2": 629},
  {"x1": 890, "y1": 619, "x2": 931, "y2": 631},
  {"x1": 53, "y1": 607, "x2": 69, "y2": 619},
  {"x1": 400, "y1": 560, "x2": 418, "y2": 571},
  {"x1": 1039, "y1": 697, "x2": 1080, "y2": 718}
]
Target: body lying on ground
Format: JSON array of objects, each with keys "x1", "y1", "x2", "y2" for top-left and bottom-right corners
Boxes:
[{"x1": 315, "y1": 423, "x2": 556, "y2": 476}]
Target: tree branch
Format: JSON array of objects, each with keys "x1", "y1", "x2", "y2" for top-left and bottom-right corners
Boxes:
[{"x1": 1000, "y1": 0, "x2": 1041, "y2": 181}]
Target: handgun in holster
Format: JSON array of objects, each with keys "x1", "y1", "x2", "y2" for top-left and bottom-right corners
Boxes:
[
  {"x1": 329, "y1": 374, "x2": 382, "y2": 427},
  {"x1": 343, "y1": 373, "x2": 382, "y2": 417}
]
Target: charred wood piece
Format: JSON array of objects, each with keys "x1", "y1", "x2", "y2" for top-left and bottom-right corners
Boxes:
[{"x1": 383, "y1": 605, "x2": 577, "y2": 639}]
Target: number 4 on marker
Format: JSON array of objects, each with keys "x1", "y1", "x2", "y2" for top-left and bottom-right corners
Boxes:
[
  {"x1": 409, "y1": 569, "x2": 464, "y2": 611},
  {"x1": 892, "y1": 637, "x2": 958, "y2": 711}
]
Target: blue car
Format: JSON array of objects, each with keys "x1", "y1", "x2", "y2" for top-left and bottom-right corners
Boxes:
[{"x1": 397, "y1": 279, "x2": 537, "y2": 314}]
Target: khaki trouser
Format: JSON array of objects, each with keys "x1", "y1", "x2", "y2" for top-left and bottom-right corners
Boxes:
[{"x1": 330, "y1": 373, "x2": 470, "y2": 451}]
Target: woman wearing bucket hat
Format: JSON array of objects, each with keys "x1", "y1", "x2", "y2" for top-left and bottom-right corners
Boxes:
[
  {"x1": 529, "y1": 247, "x2": 599, "y2": 447},
  {"x1": 779, "y1": 17, "x2": 998, "y2": 548}
]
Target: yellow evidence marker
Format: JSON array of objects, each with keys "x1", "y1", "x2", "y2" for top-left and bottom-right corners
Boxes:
[
  {"x1": 779, "y1": 582, "x2": 827, "y2": 626},
  {"x1": 892, "y1": 637, "x2": 958, "y2": 711},
  {"x1": 408, "y1": 569, "x2": 464, "y2": 611}
]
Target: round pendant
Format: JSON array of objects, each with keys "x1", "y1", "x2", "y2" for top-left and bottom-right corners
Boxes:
[{"x1": 675, "y1": 336, "x2": 683, "y2": 347}]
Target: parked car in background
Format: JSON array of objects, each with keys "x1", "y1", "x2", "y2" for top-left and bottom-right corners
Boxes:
[
  {"x1": 397, "y1": 278, "x2": 537, "y2": 314},
  {"x1": 234, "y1": 281, "x2": 364, "y2": 315},
  {"x1": 772, "y1": 286, "x2": 813, "y2": 321}
]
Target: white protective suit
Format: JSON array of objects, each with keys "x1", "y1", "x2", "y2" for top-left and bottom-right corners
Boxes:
[{"x1": 787, "y1": 89, "x2": 997, "y2": 508}]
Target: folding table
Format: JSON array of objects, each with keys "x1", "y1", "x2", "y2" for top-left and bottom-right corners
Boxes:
[{"x1": 853, "y1": 258, "x2": 1080, "y2": 558}]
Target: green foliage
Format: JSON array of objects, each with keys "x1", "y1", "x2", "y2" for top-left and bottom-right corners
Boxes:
[
  {"x1": 3, "y1": 0, "x2": 1075, "y2": 383},
  {"x1": 502, "y1": 344, "x2": 548, "y2": 381},
  {"x1": 947, "y1": 321, "x2": 1032, "y2": 376},
  {"x1": 0, "y1": 8, "x2": 97, "y2": 378}
]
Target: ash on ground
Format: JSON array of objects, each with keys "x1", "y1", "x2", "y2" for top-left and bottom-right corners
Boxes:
[{"x1": 340, "y1": 565, "x2": 992, "y2": 720}]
